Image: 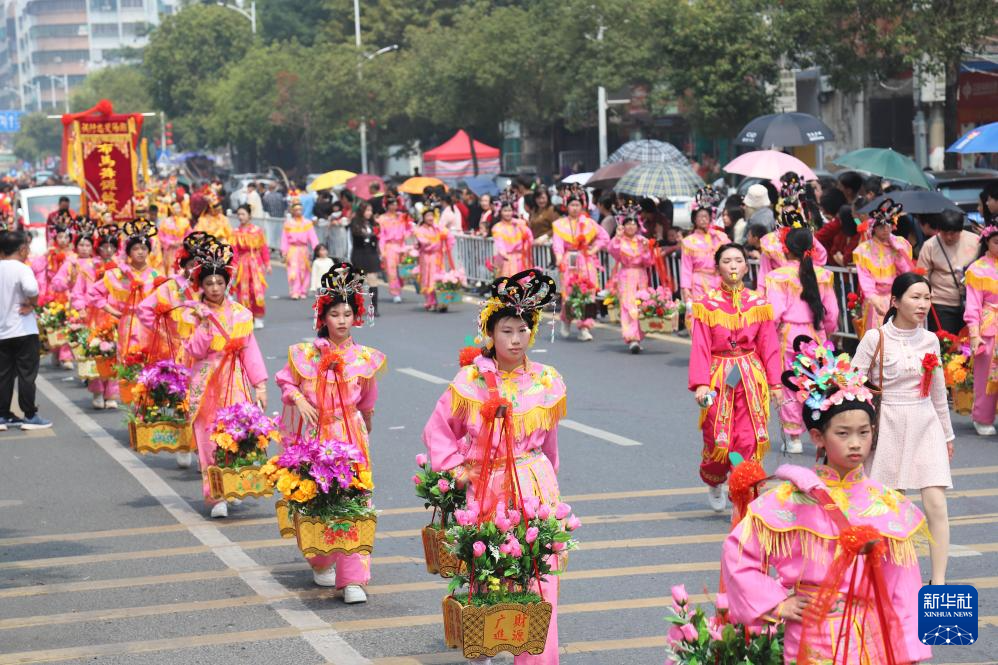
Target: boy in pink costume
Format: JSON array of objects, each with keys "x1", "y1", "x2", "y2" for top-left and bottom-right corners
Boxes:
[
  {"x1": 722, "y1": 337, "x2": 931, "y2": 664},
  {"x1": 274, "y1": 261, "x2": 385, "y2": 599},
  {"x1": 551, "y1": 192, "x2": 608, "y2": 340},
  {"x1": 281, "y1": 202, "x2": 319, "y2": 300},
  {"x1": 608, "y1": 209, "x2": 655, "y2": 351},
  {"x1": 764, "y1": 226, "x2": 839, "y2": 450},
  {"x1": 853, "y1": 199, "x2": 914, "y2": 332},
  {"x1": 423, "y1": 269, "x2": 567, "y2": 665},
  {"x1": 964, "y1": 223, "x2": 998, "y2": 433},
  {"x1": 376, "y1": 196, "x2": 413, "y2": 301},
  {"x1": 414, "y1": 209, "x2": 455, "y2": 311}
]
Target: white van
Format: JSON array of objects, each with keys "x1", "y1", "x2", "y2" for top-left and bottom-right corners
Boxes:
[{"x1": 15, "y1": 185, "x2": 82, "y2": 256}]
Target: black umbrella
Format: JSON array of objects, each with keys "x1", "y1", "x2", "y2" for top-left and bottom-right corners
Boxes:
[
  {"x1": 858, "y1": 190, "x2": 962, "y2": 216},
  {"x1": 735, "y1": 112, "x2": 834, "y2": 148}
]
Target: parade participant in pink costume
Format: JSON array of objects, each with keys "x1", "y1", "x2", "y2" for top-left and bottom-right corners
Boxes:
[
  {"x1": 158, "y1": 199, "x2": 191, "y2": 277},
  {"x1": 552, "y1": 192, "x2": 608, "y2": 341},
  {"x1": 281, "y1": 201, "x2": 318, "y2": 300},
  {"x1": 680, "y1": 190, "x2": 729, "y2": 317},
  {"x1": 853, "y1": 199, "x2": 914, "y2": 332},
  {"x1": 690, "y1": 243, "x2": 781, "y2": 512},
  {"x1": 183, "y1": 242, "x2": 268, "y2": 518},
  {"x1": 81, "y1": 226, "x2": 124, "y2": 409},
  {"x1": 853, "y1": 272, "x2": 953, "y2": 586},
  {"x1": 33, "y1": 222, "x2": 76, "y2": 367},
  {"x1": 964, "y1": 223, "x2": 998, "y2": 435},
  {"x1": 608, "y1": 206, "x2": 655, "y2": 353},
  {"x1": 423, "y1": 270, "x2": 567, "y2": 665},
  {"x1": 232, "y1": 204, "x2": 271, "y2": 325},
  {"x1": 414, "y1": 208, "x2": 456, "y2": 312},
  {"x1": 89, "y1": 219, "x2": 161, "y2": 376},
  {"x1": 275, "y1": 262, "x2": 385, "y2": 603},
  {"x1": 757, "y1": 177, "x2": 829, "y2": 285},
  {"x1": 51, "y1": 219, "x2": 98, "y2": 314},
  {"x1": 491, "y1": 195, "x2": 534, "y2": 276},
  {"x1": 723, "y1": 338, "x2": 931, "y2": 664},
  {"x1": 764, "y1": 225, "x2": 838, "y2": 453},
  {"x1": 377, "y1": 196, "x2": 413, "y2": 303}
]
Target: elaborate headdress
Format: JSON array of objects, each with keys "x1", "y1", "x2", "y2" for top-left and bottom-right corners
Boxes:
[
  {"x1": 478, "y1": 269, "x2": 558, "y2": 349},
  {"x1": 493, "y1": 187, "x2": 518, "y2": 216},
  {"x1": 313, "y1": 261, "x2": 369, "y2": 330},
  {"x1": 775, "y1": 175, "x2": 806, "y2": 220},
  {"x1": 868, "y1": 198, "x2": 902, "y2": 229},
  {"x1": 562, "y1": 184, "x2": 588, "y2": 211},
  {"x1": 72, "y1": 218, "x2": 98, "y2": 246},
  {"x1": 692, "y1": 185, "x2": 721, "y2": 221},
  {"x1": 288, "y1": 189, "x2": 302, "y2": 209},
  {"x1": 781, "y1": 335, "x2": 875, "y2": 428},
  {"x1": 132, "y1": 192, "x2": 149, "y2": 213},
  {"x1": 189, "y1": 239, "x2": 234, "y2": 285},
  {"x1": 614, "y1": 200, "x2": 643, "y2": 231},
  {"x1": 175, "y1": 231, "x2": 216, "y2": 269},
  {"x1": 88, "y1": 200, "x2": 109, "y2": 219},
  {"x1": 122, "y1": 218, "x2": 158, "y2": 251},
  {"x1": 977, "y1": 220, "x2": 998, "y2": 243},
  {"x1": 96, "y1": 223, "x2": 121, "y2": 248}
]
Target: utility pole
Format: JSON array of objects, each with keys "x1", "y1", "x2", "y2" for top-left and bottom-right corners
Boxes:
[{"x1": 354, "y1": 0, "x2": 367, "y2": 173}]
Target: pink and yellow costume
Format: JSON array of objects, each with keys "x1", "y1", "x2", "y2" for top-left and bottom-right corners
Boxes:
[
  {"x1": 158, "y1": 215, "x2": 191, "y2": 276},
  {"x1": 723, "y1": 464, "x2": 931, "y2": 664},
  {"x1": 757, "y1": 231, "x2": 829, "y2": 284},
  {"x1": 194, "y1": 211, "x2": 234, "y2": 245},
  {"x1": 688, "y1": 286, "x2": 780, "y2": 486},
  {"x1": 764, "y1": 263, "x2": 839, "y2": 437},
  {"x1": 679, "y1": 228, "x2": 729, "y2": 301},
  {"x1": 275, "y1": 338, "x2": 386, "y2": 588},
  {"x1": 281, "y1": 218, "x2": 319, "y2": 299},
  {"x1": 491, "y1": 218, "x2": 534, "y2": 275},
  {"x1": 51, "y1": 254, "x2": 96, "y2": 313},
  {"x1": 423, "y1": 354, "x2": 567, "y2": 665},
  {"x1": 184, "y1": 300, "x2": 267, "y2": 505},
  {"x1": 377, "y1": 211, "x2": 413, "y2": 297},
  {"x1": 233, "y1": 224, "x2": 270, "y2": 317},
  {"x1": 38, "y1": 248, "x2": 77, "y2": 363},
  {"x1": 551, "y1": 215, "x2": 609, "y2": 328},
  {"x1": 853, "y1": 236, "x2": 914, "y2": 332},
  {"x1": 608, "y1": 234, "x2": 655, "y2": 343},
  {"x1": 136, "y1": 275, "x2": 198, "y2": 364},
  {"x1": 414, "y1": 223, "x2": 455, "y2": 309},
  {"x1": 89, "y1": 264, "x2": 160, "y2": 361},
  {"x1": 965, "y1": 254, "x2": 998, "y2": 426}
]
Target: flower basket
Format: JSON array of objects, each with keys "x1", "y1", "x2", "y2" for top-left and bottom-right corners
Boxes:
[
  {"x1": 118, "y1": 380, "x2": 138, "y2": 405},
  {"x1": 129, "y1": 421, "x2": 194, "y2": 454},
  {"x1": 293, "y1": 512, "x2": 377, "y2": 557},
  {"x1": 207, "y1": 465, "x2": 274, "y2": 501},
  {"x1": 398, "y1": 262, "x2": 417, "y2": 280},
  {"x1": 434, "y1": 526, "x2": 462, "y2": 578},
  {"x1": 46, "y1": 329, "x2": 68, "y2": 348},
  {"x1": 606, "y1": 304, "x2": 620, "y2": 323},
  {"x1": 95, "y1": 356, "x2": 116, "y2": 380},
  {"x1": 70, "y1": 344, "x2": 86, "y2": 361},
  {"x1": 639, "y1": 311, "x2": 679, "y2": 334},
  {"x1": 275, "y1": 499, "x2": 296, "y2": 538},
  {"x1": 441, "y1": 595, "x2": 553, "y2": 659},
  {"x1": 76, "y1": 358, "x2": 99, "y2": 380},
  {"x1": 437, "y1": 289, "x2": 460, "y2": 305},
  {"x1": 422, "y1": 524, "x2": 440, "y2": 574},
  {"x1": 852, "y1": 315, "x2": 866, "y2": 340},
  {"x1": 952, "y1": 385, "x2": 973, "y2": 416}
]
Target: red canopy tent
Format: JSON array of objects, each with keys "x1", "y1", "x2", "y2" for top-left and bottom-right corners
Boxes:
[{"x1": 422, "y1": 130, "x2": 501, "y2": 181}]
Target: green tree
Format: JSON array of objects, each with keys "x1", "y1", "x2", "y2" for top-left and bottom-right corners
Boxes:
[
  {"x1": 257, "y1": 0, "x2": 332, "y2": 47},
  {"x1": 13, "y1": 112, "x2": 62, "y2": 165}
]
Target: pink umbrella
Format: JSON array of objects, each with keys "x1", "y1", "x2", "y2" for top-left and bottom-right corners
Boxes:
[
  {"x1": 345, "y1": 174, "x2": 386, "y2": 200},
  {"x1": 723, "y1": 150, "x2": 816, "y2": 182}
]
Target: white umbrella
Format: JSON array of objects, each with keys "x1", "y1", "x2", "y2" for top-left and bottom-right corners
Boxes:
[{"x1": 560, "y1": 172, "x2": 593, "y2": 185}]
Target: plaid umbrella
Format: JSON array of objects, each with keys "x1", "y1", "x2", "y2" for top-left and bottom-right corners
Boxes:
[
  {"x1": 606, "y1": 140, "x2": 687, "y2": 166},
  {"x1": 614, "y1": 163, "x2": 704, "y2": 199}
]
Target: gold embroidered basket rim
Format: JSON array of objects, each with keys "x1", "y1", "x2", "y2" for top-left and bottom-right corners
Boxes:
[
  {"x1": 293, "y1": 512, "x2": 377, "y2": 557},
  {"x1": 441, "y1": 595, "x2": 553, "y2": 659},
  {"x1": 129, "y1": 421, "x2": 194, "y2": 454},
  {"x1": 206, "y1": 465, "x2": 274, "y2": 501}
]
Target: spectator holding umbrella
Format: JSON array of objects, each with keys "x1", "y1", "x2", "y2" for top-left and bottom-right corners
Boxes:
[
  {"x1": 917, "y1": 209, "x2": 977, "y2": 334},
  {"x1": 742, "y1": 183, "x2": 775, "y2": 231}
]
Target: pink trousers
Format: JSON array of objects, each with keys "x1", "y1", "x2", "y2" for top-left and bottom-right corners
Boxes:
[
  {"x1": 306, "y1": 553, "x2": 371, "y2": 589},
  {"x1": 87, "y1": 378, "x2": 119, "y2": 399},
  {"x1": 382, "y1": 243, "x2": 404, "y2": 297},
  {"x1": 973, "y1": 337, "x2": 998, "y2": 425}
]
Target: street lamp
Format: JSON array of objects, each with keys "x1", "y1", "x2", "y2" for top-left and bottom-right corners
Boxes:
[
  {"x1": 356, "y1": 43, "x2": 399, "y2": 174},
  {"x1": 216, "y1": 1, "x2": 256, "y2": 35},
  {"x1": 44, "y1": 75, "x2": 69, "y2": 113}
]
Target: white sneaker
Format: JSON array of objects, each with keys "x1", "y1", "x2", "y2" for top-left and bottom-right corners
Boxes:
[
  {"x1": 254, "y1": 319, "x2": 264, "y2": 329},
  {"x1": 392, "y1": 295, "x2": 402, "y2": 304},
  {"x1": 312, "y1": 566, "x2": 337, "y2": 587},
  {"x1": 104, "y1": 400, "x2": 118, "y2": 409},
  {"x1": 783, "y1": 436, "x2": 803, "y2": 454},
  {"x1": 61, "y1": 360, "x2": 74, "y2": 370},
  {"x1": 342, "y1": 584, "x2": 367, "y2": 604},
  {"x1": 973, "y1": 422, "x2": 997, "y2": 436},
  {"x1": 708, "y1": 484, "x2": 726, "y2": 512},
  {"x1": 91, "y1": 394, "x2": 105, "y2": 410},
  {"x1": 558, "y1": 320, "x2": 571, "y2": 339},
  {"x1": 176, "y1": 452, "x2": 193, "y2": 468},
  {"x1": 210, "y1": 502, "x2": 228, "y2": 518},
  {"x1": 629, "y1": 341, "x2": 641, "y2": 354},
  {"x1": 578, "y1": 328, "x2": 593, "y2": 342},
  {"x1": 228, "y1": 498, "x2": 243, "y2": 507}
]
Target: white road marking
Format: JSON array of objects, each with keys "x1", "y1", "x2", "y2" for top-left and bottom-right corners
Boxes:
[
  {"x1": 397, "y1": 368, "x2": 641, "y2": 446},
  {"x1": 0, "y1": 500, "x2": 23, "y2": 509},
  {"x1": 36, "y1": 375, "x2": 371, "y2": 665},
  {"x1": 950, "y1": 544, "x2": 982, "y2": 558},
  {"x1": 388, "y1": 426, "x2": 406, "y2": 431},
  {"x1": 396, "y1": 368, "x2": 450, "y2": 385}
]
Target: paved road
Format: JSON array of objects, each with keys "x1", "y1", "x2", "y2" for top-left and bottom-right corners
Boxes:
[{"x1": 2, "y1": 266, "x2": 997, "y2": 664}]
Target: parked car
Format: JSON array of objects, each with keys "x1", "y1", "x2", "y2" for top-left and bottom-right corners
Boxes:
[
  {"x1": 16, "y1": 185, "x2": 82, "y2": 256},
  {"x1": 925, "y1": 169, "x2": 998, "y2": 215}
]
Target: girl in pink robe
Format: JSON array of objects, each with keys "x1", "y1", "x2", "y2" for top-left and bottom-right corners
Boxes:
[
  {"x1": 423, "y1": 270, "x2": 567, "y2": 665},
  {"x1": 689, "y1": 244, "x2": 781, "y2": 508},
  {"x1": 608, "y1": 216, "x2": 655, "y2": 349},
  {"x1": 274, "y1": 275, "x2": 385, "y2": 596},
  {"x1": 414, "y1": 209, "x2": 455, "y2": 311},
  {"x1": 51, "y1": 234, "x2": 96, "y2": 314},
  {"x1": 184, "y1": 253, "x2": 268, "y2": 515},
  {"x1": 158, "y1": 202, "x2": 191, "y2": 278},
  {"x1": 376, "y1": 197, "x2": 413, "y2": 300},
  {"x1": 281, "y1": 204, "x2": 319, "y2": 300},
  {"x1": 232, "y1": 205, "x2": 271, "y2": 321},
  {"x1": 757, "y1": 230, "x2": 829, "y2": 285},
  {"x1": 679, "y1": 208, "x2": 728, "y2": 310},
  {"x1": 551, "y1": 194, "x2": 609, "y2": 339},
  {"x1": 764, "y1": 228, "x2": 839, "y2": 450},
  {"x1": 491, "y1": 201, "x2": 533, "y2": 276},
  {"x1": 81, "y1": 231, "x2": 124, "y2": 407},
  {"x1": 964, "y1": 226, "x2": 998, "y2": 433},
  {"x1": 853, "y1": 203, "x2": 914, "y2": 332},
  {"x1": 34, "y1": 224, "x2": 76, "y2": 366}
]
